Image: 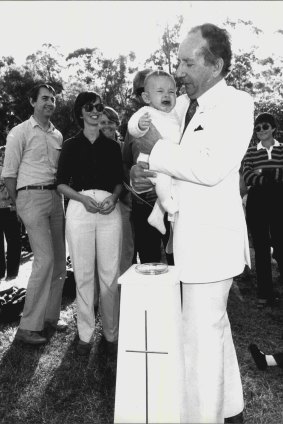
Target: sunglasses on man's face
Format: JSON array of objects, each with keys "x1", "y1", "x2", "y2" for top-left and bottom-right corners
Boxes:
[
  {"x1": 255, "y1": 123, "x2": 272, "y2": 132},
  {"x1": 83, "y1": 103, "x2": 104, "y2": 113}
]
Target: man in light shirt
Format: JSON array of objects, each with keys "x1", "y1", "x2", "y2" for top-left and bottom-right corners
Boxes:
[
  {"x1": 131, "y1": 23, "x2": 254, "y2": 423},
  {"x1": 3, "y1": 83, "x2": 66, "y2": 345}
]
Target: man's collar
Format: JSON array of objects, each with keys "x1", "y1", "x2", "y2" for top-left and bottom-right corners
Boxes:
[
  {"x1": 194, "y1": 79, "x2": 226, "y2": 109},
  {"x1": 30, "y1": 115, "x2": 55, "y2": 131},
  {"x1": 257, "y1": 140, "x2": 280, "y2": 150}
]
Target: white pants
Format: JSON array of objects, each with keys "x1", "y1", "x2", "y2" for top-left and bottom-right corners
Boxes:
[
  {"x1": 66, "y1": 190, "x2": 122, "y2": 343},
  {"x1": 181, "y1": 279, "x2": 243, "y2": 423}
]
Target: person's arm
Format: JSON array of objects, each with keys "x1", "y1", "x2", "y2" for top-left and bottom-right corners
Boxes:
[
  {"x1": 148, "y1": 91, "x2": 254, "y2": 187},
  {"x1": 57, "y1": 184, "x2": 101, "y2": 213},
  {"x1": 128, "y1": 108, "x2": 151, "y2": 139},
  {"x1": 242, "y1": 147, "x2": 283, "y2": 187},
  {"x1": 2, "y1": 126, "x2": 25, "y2": 197},
  {"x1": 99, "y1": 183, "x2": 122, "y2": 215},
  {"x1": 3, "y1": 177, "x2": 17, "y2": 205}
]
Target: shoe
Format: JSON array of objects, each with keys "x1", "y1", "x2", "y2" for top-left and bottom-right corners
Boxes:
[
  {"x1": 248, "y1": 344, "x2": 267, "y2": 370},
  {"x1": 15, "y1": 328, "x2": 47, "y2": 345},
  {"x1": 76, "y1": 340, "x2": 92, "y2": 356},
  {"x1": 225, "y1": 411, "x2": 243, "y2": 423},
  {"x1": 45, "y1": 319, "x2": 68, "y2": 332}
]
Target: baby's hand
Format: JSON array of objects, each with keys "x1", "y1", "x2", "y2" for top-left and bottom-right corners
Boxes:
[{"x1": 138, "y1": 112, "x2": 151, "y2": 131}]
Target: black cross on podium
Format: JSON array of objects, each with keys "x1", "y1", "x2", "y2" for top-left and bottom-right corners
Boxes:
[{"x1": 126, "y1": 310, "x2": 168, "y2": 424}]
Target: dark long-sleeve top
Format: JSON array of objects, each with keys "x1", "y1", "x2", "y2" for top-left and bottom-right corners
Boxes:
[
  {"x1": 56, "y1": 130, "x2": 123, "y2": 192},
  {"x1": 242, "y1": 140, "x2": 283, "y2": 187}
]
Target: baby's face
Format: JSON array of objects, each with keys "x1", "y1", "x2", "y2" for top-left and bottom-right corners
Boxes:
[{"x1": 144, "y1": 76, "x2": 176, "y2": 113}]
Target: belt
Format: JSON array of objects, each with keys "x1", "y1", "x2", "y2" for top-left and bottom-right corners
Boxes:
[{"x1": 17, "y1": 185, "x2": 57, "y2": 191}]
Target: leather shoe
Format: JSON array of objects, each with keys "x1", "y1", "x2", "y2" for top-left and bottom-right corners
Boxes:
[
  {"x1": 225, "y1": 411, "x2": 243, "y2": 423},
  {"x1": 15, "y1": 329, "x2": 47, "y2": 345},
  {"x1": 45, "y1": 319, "x2": 68, "y2": 332},
  {"x1": 249, "y1": 344, "x2": 267, "y2": 370}
]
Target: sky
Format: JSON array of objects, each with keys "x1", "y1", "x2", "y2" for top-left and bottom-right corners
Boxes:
[{"x1": 0, "y1": 1, "x2": 282, "y2": 66}]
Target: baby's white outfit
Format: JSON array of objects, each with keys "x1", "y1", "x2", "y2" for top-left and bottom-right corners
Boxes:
[{"x1": 128, "y1": 106, "x2": 181, "y2": 234}]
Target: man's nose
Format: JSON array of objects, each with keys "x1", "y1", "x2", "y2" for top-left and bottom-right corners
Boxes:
[{"x1": 175, "y1": 65, "x2": 183, "y2": 79}]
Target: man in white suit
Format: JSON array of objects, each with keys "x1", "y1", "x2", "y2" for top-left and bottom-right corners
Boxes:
[{"x1": 131, "y1": 23, "x2": 254, "y2": 423}]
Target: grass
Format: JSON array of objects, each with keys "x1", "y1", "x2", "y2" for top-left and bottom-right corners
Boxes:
[{"x1": 0, "y1": 250, "x2": 283, "y2": 423}]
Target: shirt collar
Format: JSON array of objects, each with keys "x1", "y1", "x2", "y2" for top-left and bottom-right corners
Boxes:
[
  {"x1": 196, "y1": 78, "x2": 226, "y2": 109},
  {"x1": 257, "y1": 139, "x2": 280, "y2": 150},
  {"x1": 30, "y1": 115, "x2": 55, "y2": 132},
  {"x1": 78, "y1": 129, "x2": 106, "y2": 144}
]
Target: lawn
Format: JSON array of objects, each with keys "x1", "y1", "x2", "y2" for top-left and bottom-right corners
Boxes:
[{"x1": 0, "y1": 249, "x2": 283, "y2": 424}]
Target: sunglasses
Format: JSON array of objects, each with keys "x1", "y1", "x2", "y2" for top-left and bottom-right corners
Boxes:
[
  {"x1": 83, "y1": 103, "x2": 104, "y2": 113},
  {"x1": 255, "y1": 123, "x2": 271, "y2": 132}
]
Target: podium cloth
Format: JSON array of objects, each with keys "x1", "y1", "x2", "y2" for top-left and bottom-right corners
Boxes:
[{"x1": 114, "y1": 265, "x2": 184, "y2": 424}]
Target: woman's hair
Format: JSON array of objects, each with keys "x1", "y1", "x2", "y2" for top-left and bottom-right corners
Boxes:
[
  {"x1": 254, "y1": 112, "x2": 277, "y2": 129},
  {"x1": 132, "y1": 69, "x2": 152, "y2": 96},
  {"x1": 103, "y1": 106, "x2": 120, "y2": 126},
  {"x1": 73, "y1": 91, "x2": 102, "y2": 128}
]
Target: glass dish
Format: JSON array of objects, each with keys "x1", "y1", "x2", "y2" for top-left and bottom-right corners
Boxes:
[{"x1": 135, "y1": 263, "x2": 168, "y2": 275}]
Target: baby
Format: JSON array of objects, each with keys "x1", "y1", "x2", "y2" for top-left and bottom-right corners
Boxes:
[{"x1": 128, "y1": 70, "x2": 181, "y2": 234}]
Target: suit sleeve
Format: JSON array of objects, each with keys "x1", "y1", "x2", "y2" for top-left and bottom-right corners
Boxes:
[{"x1": 149, "y1": 91, "x2": 254, "y2": 187}]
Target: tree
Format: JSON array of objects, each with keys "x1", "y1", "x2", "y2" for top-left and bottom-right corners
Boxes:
[
  {"x1": 66, "y1": 47, "x2": 137, "y2": 115},
  {"x1": 24, "y1": 43, "x2": 65, "y2": 93},
  {"x1": 145, "y1": 15, "x2": 183, "y2": 75}
]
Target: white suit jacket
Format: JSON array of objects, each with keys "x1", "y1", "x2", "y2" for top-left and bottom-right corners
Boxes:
[{"x1": 149, "y1": 79, "x2": 254, "y2": 283}]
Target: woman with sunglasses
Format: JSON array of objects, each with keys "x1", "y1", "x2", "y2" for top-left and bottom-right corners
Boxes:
[
  {"x1": 243, "y1": 112, "x2": 283, "y2": 308},
  {"x1": 57, "y1": 92, "x2": 123, "y2": 355}
]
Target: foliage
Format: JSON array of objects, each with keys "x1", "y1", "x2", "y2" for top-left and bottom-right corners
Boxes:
[
  {"x1": 0, "y1": 17, "x2": 282, "y2": 144},
  {"x1": 145, "y1": 15, "x2": 184, "y2": 75}
]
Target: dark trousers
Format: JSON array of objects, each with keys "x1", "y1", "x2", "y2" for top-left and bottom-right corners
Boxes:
[
  {"x1": 246, "y1": 185, "x2": 283, "y2": 300},
  {"x1": 274, "y1": 352, "x2": 283, "y2": 368},
  {"x1": 0, "y1": 208, "x2": 21, "y2": 279},
  {"x1": 131, "y1": 199, "x2": 174, "y2": 265}
]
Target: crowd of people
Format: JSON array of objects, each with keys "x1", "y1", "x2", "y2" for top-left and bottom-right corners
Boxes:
[{"x1": 0, "y1": 21, "x2": 282, "y2": 424}]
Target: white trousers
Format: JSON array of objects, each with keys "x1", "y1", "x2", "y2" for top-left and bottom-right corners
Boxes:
[
  {"x1": 181, "y1": 279, "x2": 243, "y2": 424},
  {"x1": 66, "y1": 190, "x2": 122, "y2": 343}
]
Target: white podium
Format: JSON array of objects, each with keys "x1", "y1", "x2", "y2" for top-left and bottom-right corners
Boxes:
[{"x1": 114, "y1": 264, "x2": 184, "y2": 424}]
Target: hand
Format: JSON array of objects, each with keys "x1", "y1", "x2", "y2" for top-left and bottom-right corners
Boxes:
[
  {"x1": 99, "y1": 195, "x2": 117, "y2": 215},
  {"x1": 138, "y1": 112, "x2": 151, "y2": 131},
  {"x1": 81, "y1": 196, "x2": 101, "y2": 213},
  {"x1": 130, "y1": 162, "x2": 157, "y2": 192},
  {"x1": 137, "y1": 123, "x2": 162, "y2": 154}
]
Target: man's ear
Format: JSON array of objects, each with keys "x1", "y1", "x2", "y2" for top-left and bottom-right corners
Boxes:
[
  {"x1": 29, "y1": 97, "x2": 35, "y2": 108},
  {"x1": 141, "y1": 91, "x2": 150, "y2": 105},
  {"x1": 213, "y1": 58, "x2": 224, "y2": 77}
]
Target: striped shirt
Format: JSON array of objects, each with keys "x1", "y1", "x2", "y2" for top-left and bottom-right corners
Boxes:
[{"x1": 242, "y1": 139, "x2": 283, "y2": 187}]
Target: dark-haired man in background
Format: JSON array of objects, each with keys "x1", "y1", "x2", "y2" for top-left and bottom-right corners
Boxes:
[
  {"x1": 3, "y1": 83, "x2": 66, "y2": 345},
  {"x1": 131, "y1": 24, "x2": 254, "y2": 423}
]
